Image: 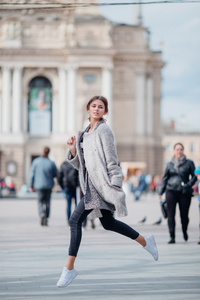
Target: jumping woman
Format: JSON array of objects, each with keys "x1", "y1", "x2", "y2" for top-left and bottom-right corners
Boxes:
[{"x1": 57, "y1": 96, "x2": 158, "y2": 288}]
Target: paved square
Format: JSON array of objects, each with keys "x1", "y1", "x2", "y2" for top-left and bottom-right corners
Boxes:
[{"x1": 0, "y1": 193, "x2": 200, "y2": 299}]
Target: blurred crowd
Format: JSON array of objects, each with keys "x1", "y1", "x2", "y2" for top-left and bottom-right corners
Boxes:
[
  {"x1": 0, "y1": 176, "x2": 16, "y2": 197},
  {"x1": 1, "y1": 168, "x2": 198, "y2": 200},
  {"x1": 123, "y1": 169, "x2": 162, "y2": 201}
]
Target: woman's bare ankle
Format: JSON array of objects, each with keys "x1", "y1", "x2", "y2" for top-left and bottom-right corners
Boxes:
[
  {"x1": 135, "y1": 235, "x2": 146, "y2": 247},
  {"x1": 65, "y1": 256, "x2": 76, "y2": 270},
  {"x1": 66, "y1": 265, "x2": 73, "y2": 270}
]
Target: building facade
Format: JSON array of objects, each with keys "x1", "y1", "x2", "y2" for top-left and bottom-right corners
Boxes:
[{"x1": 0, "y1": 0, "x2": 164, "y2": 189}]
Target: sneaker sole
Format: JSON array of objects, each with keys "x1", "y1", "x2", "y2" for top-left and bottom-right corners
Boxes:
[{"x1": 149, "y1": 234, "x2": 159, "y2": 261}]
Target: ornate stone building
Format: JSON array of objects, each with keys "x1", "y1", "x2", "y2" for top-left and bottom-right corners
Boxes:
[{"x1": 0, "y1": 0, "x2": 164, "y2": 189}]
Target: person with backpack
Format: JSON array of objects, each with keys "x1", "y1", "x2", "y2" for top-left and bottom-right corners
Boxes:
[{"x1": 58, "y1": 161, "x2": 79, "y2": 224}]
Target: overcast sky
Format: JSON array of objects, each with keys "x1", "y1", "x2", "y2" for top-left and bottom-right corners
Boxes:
[{"x1": 98, "y1": 0, "x2": 200, "y2": 131}]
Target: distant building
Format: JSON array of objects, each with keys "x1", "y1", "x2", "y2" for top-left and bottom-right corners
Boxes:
[{"x1": 0, "y1": 0, "x2": 164, "y2": 189}]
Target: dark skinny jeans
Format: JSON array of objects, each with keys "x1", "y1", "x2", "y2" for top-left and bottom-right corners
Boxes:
[
  {"x1": 166, "y1": 190, "x2": 191, "y2": 238},
  {"x1": 68, "y1": 198, "x2": 139, "y2": 257},
  {"x1": 38, "y1": 189, "x2": 51, "y2": 218}
]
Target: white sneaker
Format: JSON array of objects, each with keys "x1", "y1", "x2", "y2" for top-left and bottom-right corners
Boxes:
[
  {"x1": 144, "y1": 234, "x2": 159, "y2": 261},
  {"x1": 57, "y1": 267, "x2": 78, "y2": 288}
]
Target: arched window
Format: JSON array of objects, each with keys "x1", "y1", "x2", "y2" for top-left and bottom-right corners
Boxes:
[{"x1": 28, "y1": 76, "x2": 52, "y2": 136}]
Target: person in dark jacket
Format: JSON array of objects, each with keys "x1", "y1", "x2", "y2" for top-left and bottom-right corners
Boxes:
[
  {"x1": 158, "y1": 143, "x2": 197, "y2": 244},
  {"x1": 58, "y1": 161, "x2": 79, "y2": 224}
]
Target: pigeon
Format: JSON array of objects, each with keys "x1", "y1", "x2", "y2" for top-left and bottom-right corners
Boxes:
[
  {"x1": 138, "y1": 217, "x2": 147, "y2": 223},
  {"x1": 152, "y1": 217, "x2": 162, "y2": 225}
]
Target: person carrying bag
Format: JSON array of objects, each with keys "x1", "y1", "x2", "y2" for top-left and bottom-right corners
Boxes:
[{"x1": 158, "y1": 143, "x2": 196, "y2": 244}]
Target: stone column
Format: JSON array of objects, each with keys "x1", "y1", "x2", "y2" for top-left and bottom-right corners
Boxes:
[
  {"x1": 22, "y1": 94, "x2": 27, "y2": 133},
  {"x1": 52, "y1": 92, "x2": 58, "y2": 134},
  {"x1": 2, "y1": 66, "x2": 11, "y2": 133},
  {"x1": 146, "y1": 75, "x2": 153, "y2": 135},
  {"x1": 101, "y1": 66, "x2": 113, "y2": 127},
  {"x1": 12, "y1": 66, "x2": 22, "y2": 133},
  {"x1": 66, "y1": 65, "x2": 77, "y2": 134},
  {"x1": 135, "y1": 72, "x2": 145, "y2": 135},
  {"x1": 58, "y1": 67, "x2": 67, "y2": 134}
]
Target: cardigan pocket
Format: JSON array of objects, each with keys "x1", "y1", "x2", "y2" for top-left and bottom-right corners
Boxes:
[
  {"x1": 111, "y1": 184, "x2": 122, "y2": 191},
  {"x1": 110, "y1": 176, "x2": 123, "y2": 188}
]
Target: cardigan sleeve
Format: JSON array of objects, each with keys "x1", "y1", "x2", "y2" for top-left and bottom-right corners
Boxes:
[
  {"x1": 98, "y1": 126, "x2": 123, "y2": 188},
  {"x1": 66, "y1": 150, "x2": 80, "y2": 170}
]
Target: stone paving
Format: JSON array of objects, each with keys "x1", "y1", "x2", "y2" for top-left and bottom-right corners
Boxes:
[{"x1": 0, "y1": 193, "x2": 200, "y2": 300}]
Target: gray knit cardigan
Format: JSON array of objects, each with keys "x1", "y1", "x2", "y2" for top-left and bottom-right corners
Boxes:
[{"x1": 67, "y1": 122, "x2": 128, "y2": 217}]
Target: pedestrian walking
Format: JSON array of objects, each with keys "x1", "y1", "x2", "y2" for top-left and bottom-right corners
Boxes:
[
  {"x1": 29, "y1": 147, "x2": 57, "y2": 226},
  {"x1": 57, "y1": 95, "x2": 158, "y2": 288},
  {"x1": 194, "y1": 165, "x2": 200, "y2": 244},
  {"x1": 131, "y1": 169, "x2": 147, "y2": 201},
  {"x1": 57, "y1": 161, "x2": 79, "y2": 224},
  {"x1": 158, "y1": 143, "x2": 197, "y2": 244}
]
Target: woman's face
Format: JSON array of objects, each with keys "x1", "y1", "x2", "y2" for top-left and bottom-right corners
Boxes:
[
  {"x1": 88, "y1": 99, "x2": 106, "y2": 121},
  {"x1": 174, "y1": 144, "x2": 184, "y2": 159}
]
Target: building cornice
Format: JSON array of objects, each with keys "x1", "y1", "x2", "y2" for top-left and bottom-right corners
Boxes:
[
  {"x1": 114, "y1": 53, "x2": 165, "y2": 67},
  {"x1": 0, "y1": 48, "x2": 67, "y2": 57},
  {"x1": 0, "y1": 47, "x2": 164, "y2": 68}
]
